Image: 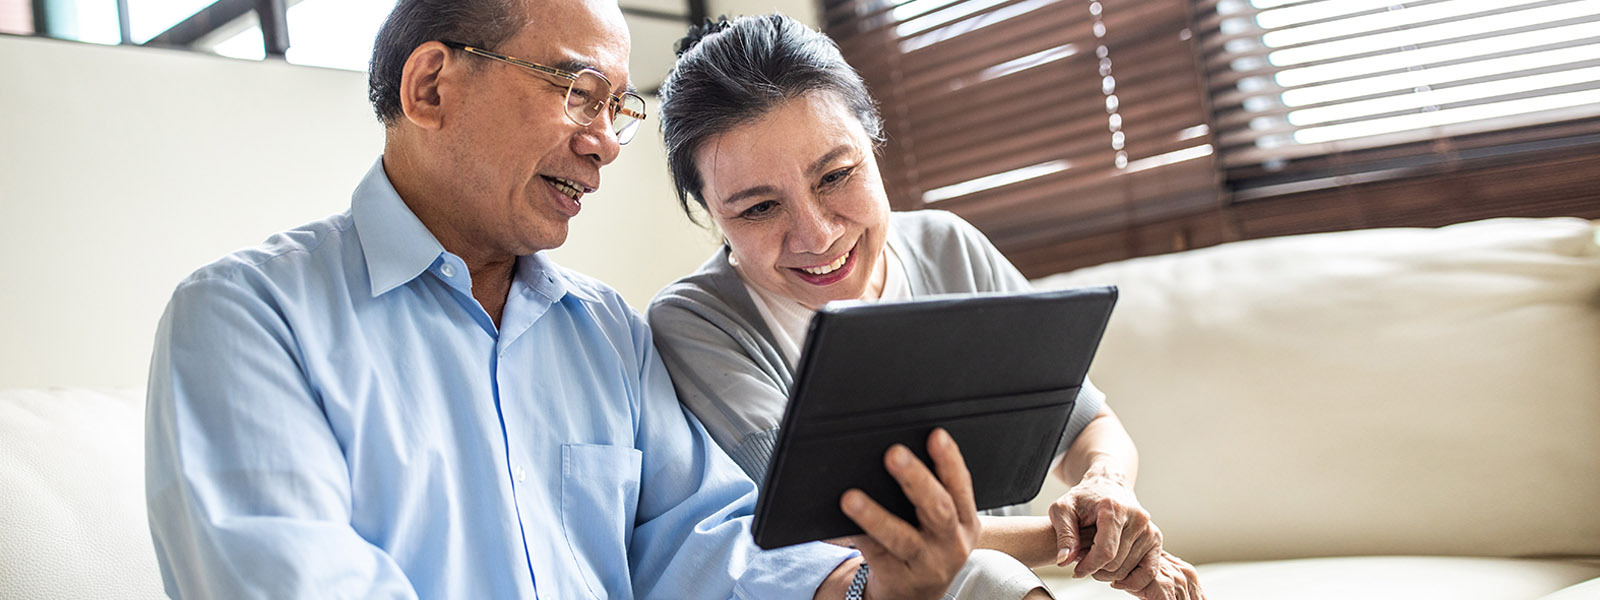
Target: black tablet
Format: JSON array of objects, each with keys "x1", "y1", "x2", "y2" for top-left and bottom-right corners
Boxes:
[{"x1": 751, "y1": 286, "x2": 1118, "y2": 549}]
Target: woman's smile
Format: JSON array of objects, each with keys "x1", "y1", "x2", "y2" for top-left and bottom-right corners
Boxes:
[{"x1": 791, "y1": 244, "x2": 857, "y2": 286}]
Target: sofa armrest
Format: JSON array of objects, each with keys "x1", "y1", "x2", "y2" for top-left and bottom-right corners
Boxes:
[{"x1": 0, "y1": 388, "x2": 165, "y2": 598}]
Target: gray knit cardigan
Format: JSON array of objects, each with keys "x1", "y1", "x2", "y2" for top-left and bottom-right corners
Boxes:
[{"x1": 647, "y1": 210, "x2": 1105, "y2": 512}]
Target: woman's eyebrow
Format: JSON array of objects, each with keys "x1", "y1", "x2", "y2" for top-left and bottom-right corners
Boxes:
[
  {"x1": 807, "y1": 145, "x2": 854, "y2": 175},
  {"x1": 721, "y1": 185, "x2": 779, "y2": 207},
  {"x1": 719, "y1": 144, "x2": 855, "y2": 207}
]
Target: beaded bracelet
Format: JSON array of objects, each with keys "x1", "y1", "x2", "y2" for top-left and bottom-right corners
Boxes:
[{"x1": 845, "y1": 561, "x2": 869, "y2": 600}]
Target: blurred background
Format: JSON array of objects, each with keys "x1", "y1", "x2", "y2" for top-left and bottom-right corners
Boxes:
[{"x1": 2, "y1": 0, "x2": 1598, "y2": 388}]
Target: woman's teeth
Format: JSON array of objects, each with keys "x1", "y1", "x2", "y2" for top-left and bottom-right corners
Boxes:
[
  {"x1": 546, "y1": 176, "x2": 584, "y2": 200},
  {"x1": 800, "y1": 252, "x2": 849, "y2": 276}
]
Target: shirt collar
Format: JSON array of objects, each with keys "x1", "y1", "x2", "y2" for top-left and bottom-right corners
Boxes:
[
  {"x1": 351, "y1": 157, "x2": 600, "y2": 305},
  {"x1": 352, "y1": 158, "x2": 448, "y2": 297},
  {"x1": 516, "y1": 251, "x2": 605, "y2": 304}
]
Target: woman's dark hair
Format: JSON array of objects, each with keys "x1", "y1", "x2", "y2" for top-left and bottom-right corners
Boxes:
[
  {"x1": 659, "y1": 13, "x2": 885, "y2": 221},
  {"x1": 368, "y1": 0, "x2": 522, "y2": 125}
]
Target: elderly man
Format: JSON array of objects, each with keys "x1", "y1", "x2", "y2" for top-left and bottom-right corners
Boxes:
[{"x1": 143, "y1": 0, "x2": 978, "y2": 598}]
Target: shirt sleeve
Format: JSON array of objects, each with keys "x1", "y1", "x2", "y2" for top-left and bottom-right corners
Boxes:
[
  {"x1": 145, "y1": 276, "x2": 419, "y2": 599},
  {"x1": 623, "y1": 310, "x2": 855, "y2": 600}
]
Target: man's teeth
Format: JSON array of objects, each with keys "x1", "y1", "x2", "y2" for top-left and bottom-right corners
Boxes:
[
  {"x1": 547, "y1": 176, "x2": 584, "y2": 200},
  {"x1": 800, "y1": 253, "x2": 849, "y2": 276}
]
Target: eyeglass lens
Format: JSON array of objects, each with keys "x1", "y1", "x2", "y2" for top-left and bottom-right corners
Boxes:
[{"x1": 566, "y1": 71, "x2": 644, "y2": 144}]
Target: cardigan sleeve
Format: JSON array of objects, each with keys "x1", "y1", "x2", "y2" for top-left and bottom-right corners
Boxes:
[{"x1": 647, "y1": 290, "x2": 792, "y2": 484}]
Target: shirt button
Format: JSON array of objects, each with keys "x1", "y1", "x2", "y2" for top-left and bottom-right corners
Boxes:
[
  {"x1": 513, "y1": 466, "x2": 527, "y2": 482},
  {"x1": 441, "y1": 264, "x2": 456, "y2": 278}
]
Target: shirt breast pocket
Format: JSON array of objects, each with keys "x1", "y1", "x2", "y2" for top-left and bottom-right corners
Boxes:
[{"x1": 561, "y1": 443, "x2": 643, "y2": 599}]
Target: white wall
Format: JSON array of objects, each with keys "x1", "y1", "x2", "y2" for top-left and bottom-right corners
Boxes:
[
  {"x1": 0, "y1": 35, "x2": 720, "y2": 389},
  {"x1": 712, "y1": 0, "x2": 818, "y2": 24}
]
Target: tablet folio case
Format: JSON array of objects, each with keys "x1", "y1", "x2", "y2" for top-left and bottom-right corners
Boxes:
[{"x1": 751, "y1": 286, "x2": 1118, "y2": 549}]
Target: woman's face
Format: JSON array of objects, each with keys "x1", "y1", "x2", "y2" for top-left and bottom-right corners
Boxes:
[{"x1": 694, "y1": 92, "x2": 891, "y2": 310}]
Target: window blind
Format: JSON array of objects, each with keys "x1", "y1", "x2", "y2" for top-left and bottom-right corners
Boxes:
[
  {"x1": 1195, "y1": 0, "x2": 1600, "y2": 195},
  {"x1": 822, "y1": 0, "x2": 1224, "y2": 277}
]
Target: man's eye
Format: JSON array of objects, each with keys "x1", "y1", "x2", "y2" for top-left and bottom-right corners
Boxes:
[{"x1": 742, "y1": 201, "x2": 777, "y2": 218}]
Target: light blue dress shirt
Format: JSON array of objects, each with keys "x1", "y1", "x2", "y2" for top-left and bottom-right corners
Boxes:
[{"x1": 145, "y1": 159, "x2": 855, "y2": 599}]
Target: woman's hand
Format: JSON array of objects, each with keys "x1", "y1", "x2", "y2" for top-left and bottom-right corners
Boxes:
[
  {"x1": 841, "y1": 428, "x2": 981, "y2": 600},
  {"x1": 1111, "y1": 551, "x2": 1204, "y2": 600},
  {"x1": 1049, "y1": 471, "x2": 1161, "y2": 581}
]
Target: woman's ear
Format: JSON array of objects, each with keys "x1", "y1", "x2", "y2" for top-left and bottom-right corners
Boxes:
[{"x1": 398, "y1": 41, "x2": 452, "y2": 131}]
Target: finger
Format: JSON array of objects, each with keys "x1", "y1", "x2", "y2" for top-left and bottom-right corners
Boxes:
[
  {"x1": 850, "y1": 534, "x2": 890, "y2": 566},
  {"x1": 1124, "y1": 575, "x2": 1164, "y2": 600},
  {"x1": 926, "y1": 428, "x2": 977, "y2": 522},
  {"x1": 1162, "y1": 558, "x2": 1191, "y2": 600},
  {"x1": 1109, "y1": 548, "x2": 1159, "y2": 592},
  {"x1": 841, "y1": 488, "x2": 923, "y2": 560},
  {"x1": 882, "y1": 443, "x2": 959, "y2": 534},
  {"x1": 1169, "y1": 554, "x2": 1204, "y2": 600},
  {"x1": 1076, "y1": 508, "x2": 1125, "y2": 577},
  {"x1": 1099, "y1": 522, "x2": 1144, "y2": 579},
  {"x1": 1107, "y1": 535, "x2": 1159, "y2": 581},
  {"x1": 1048, "y1": 496, "x2": 1078, "y2": 566}
]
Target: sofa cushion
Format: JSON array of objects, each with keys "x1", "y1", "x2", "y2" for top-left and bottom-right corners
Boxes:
[
  {"x1": 1031, "y1": 217, "x2": 1600, "y2": 563},
  {"x1": 1537, "y1": 575, "x2": 1600, "y2": 600},
  {"x1": 1037, "y1": 556, "x2": 1600, "y2": 600},
  {"x1": 0, "y1": 388, "x2": 164, "y2": 599}
]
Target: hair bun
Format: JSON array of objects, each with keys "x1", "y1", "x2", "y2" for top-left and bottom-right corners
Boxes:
[{"x1": 675, "y1": 16, "x2": 733, "y2": 58}]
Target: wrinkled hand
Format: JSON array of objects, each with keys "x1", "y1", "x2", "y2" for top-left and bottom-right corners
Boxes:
[
  {"x1": 1049, "y1": 474, "x2": 1161, "y2": 582},
  {"x1": 1112, "y1": 551, "x2": 1204, "y2": 600},
  {"x1": 840, "y1": 428, "x2": 981, "y2": 600}
]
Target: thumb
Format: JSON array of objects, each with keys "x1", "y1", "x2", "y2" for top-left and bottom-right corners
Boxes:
[{"x1": 1050, "y1": 498, "x2": 1078, "y2": 566}]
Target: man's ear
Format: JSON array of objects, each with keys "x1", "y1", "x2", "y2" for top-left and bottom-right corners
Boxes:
[{"x1": 399, "y1": 41, "x2": 454, "y2": 130}]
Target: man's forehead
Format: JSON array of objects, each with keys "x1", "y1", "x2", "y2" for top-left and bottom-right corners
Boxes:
[{"x1": 515, "y1": 0, "x2": 632, "y2": 85}]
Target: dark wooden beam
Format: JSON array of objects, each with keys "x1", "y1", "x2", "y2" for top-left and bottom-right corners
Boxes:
[
  {"x1": 257, "y1": 0, "x2": 287, "y2": 57},
  {"x1": 144, "y1": 0, "x2": 252, "y2": 48},
  {"x1": 30, "y1": 0, "x2": 47, "y2": 35},
  {"x1": 621, "y1": 6, "x2": 692, "y2": 23},
  {"x1": 116, "y1": 0, "x2": 132, "y2": 44}
]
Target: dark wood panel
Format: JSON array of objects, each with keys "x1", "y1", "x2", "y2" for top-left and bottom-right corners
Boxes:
[{"x1": 990, "y1": 145, "x2": 1600, "y2": 279}]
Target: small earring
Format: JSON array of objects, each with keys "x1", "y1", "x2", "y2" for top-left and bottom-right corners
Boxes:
[{"x1": 727, "y1": 251, "x2": 741, "y2": 267}]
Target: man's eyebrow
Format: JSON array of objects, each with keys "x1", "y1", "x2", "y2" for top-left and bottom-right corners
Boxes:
[
  {"x1": 550, "y1": 58, "x2": 635, "y2": 94},
  {"x1": 549, "y1": 58, "x2": 595, "y2": 75}
]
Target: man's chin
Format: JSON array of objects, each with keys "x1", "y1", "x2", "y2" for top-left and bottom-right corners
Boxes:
[{"x1": 517, "y1": 223, "x2": 569, "y2": 256}]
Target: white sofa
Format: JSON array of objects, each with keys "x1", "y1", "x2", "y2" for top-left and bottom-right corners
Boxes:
[
  {"x1": 3, "y1": 217, "x2": 1598, "y2": 599},
  {"x1": 1030, "y1": 217, "x2": 1600, "y2": 599}
]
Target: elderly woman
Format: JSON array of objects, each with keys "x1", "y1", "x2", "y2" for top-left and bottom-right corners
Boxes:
[{"x1": 647, "y1": 14, "x2": 1202, "y2": 600}]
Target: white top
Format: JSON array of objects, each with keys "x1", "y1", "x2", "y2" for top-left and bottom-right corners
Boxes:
[{"x1": 743, "y1": 241, "x2": 912, "y2": 367}]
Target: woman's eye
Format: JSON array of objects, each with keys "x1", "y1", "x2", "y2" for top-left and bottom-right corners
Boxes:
[
  {"x1": 741, "y1": 200, "x2": 777, "y2": 219},
  {"x1": 821, "y1": 167, "x2": 854, "y2": 187}
]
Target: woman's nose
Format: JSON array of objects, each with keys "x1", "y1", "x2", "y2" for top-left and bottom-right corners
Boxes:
[{"x1": 786, "y1": 200, "x2": 841, "y2": 254}]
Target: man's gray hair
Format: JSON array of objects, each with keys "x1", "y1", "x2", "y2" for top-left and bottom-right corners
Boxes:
[{"x1": 367, "y1": 0, "x2": 523, "y2": 125}]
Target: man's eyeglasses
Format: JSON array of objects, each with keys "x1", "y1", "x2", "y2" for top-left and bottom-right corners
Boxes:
[{"x1": 442, "y1": 41, "x2": 646, "y2": 145}]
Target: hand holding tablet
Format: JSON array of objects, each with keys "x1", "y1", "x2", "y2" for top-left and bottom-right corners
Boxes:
[{"x1": 752, "y1": 286, "x2": 1118, "y2": 549}]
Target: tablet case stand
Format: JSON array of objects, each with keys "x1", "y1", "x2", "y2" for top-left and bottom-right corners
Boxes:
[{"x1": 751, "y1": 286, "x2": 1118, "y2": 549}]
